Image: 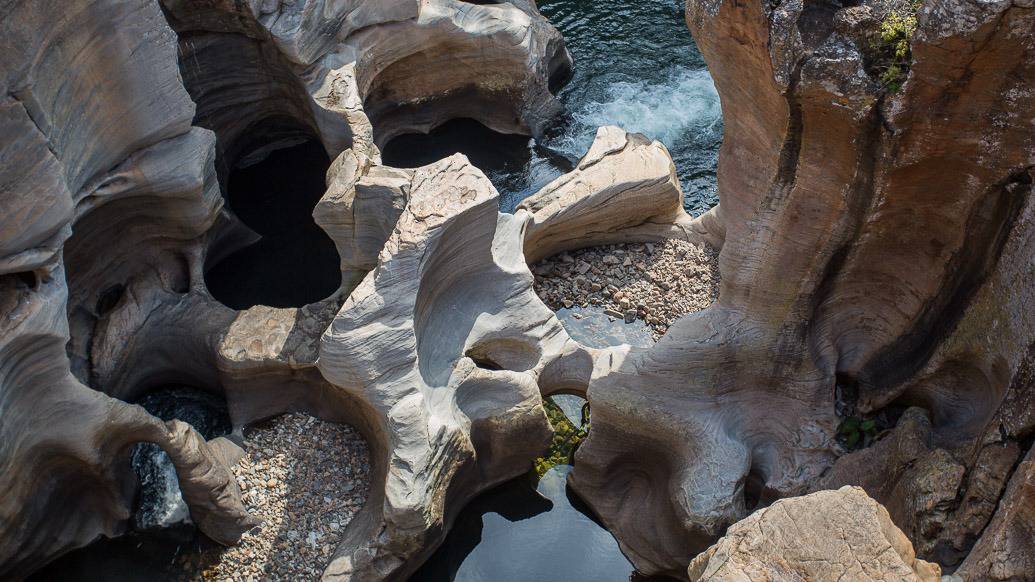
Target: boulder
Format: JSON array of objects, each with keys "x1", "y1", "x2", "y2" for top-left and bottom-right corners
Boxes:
[{"x1": 687, "y1": 487, "x2": 942, "y2": 582}]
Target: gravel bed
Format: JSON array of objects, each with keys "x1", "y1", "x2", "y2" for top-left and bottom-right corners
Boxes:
[
  {"x1": 532, "y1": 239, "x2": 721, "y2": 339},
  {"x1": 191, "y1": 413, "x2": 371, "y2": 581}
]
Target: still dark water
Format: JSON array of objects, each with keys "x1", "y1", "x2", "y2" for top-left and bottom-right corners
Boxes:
[
  {"x1": 204, "y1": 139, "x2": 342, "y2": 309},
  {"x1": 411, "y1": 465, "x2": 670, "y2": 582},
  {"x1": 382, "y1": 0, "x2": 723, "y2": 215}
]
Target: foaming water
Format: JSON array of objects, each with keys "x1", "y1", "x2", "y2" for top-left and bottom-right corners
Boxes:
[
  {"x1": 568, "y1": 68, "x2": 720, "y2": 152},
  {"x1": 384, "y1": 0, "x2": 723, "y2": 215},
  {"x1": 546, "y1": 67, "x2": 722, "y2": 192},
  {"x1": 538, "y1": 0, "x2": 723, "y2": 216},
  {"x1": 489, "y1": 0, "x2": 722, "y2": 214}
]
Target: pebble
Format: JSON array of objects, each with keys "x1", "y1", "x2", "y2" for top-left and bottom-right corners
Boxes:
[
  {"x1": 186, "y1": 413, "x2": 371, "y2": 581},
  {"x1": 532, "y1": 239, "x2": 721, "y2": 340}
]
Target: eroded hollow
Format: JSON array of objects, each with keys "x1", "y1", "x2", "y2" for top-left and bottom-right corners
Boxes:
[
  {"x1": 204, "y1": 134, "x2": 341, "y2": 310},
  {"x1": 412, "y1": 392, "x2": 676, "y2": 581},
  {"x1": 130, "y1": 385, "x2": 232, "y2": 536}
]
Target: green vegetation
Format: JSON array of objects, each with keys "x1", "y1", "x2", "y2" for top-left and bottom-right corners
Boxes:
[
  {"x1": 868, "y1": 0, "x2": 921, "y2": 93},
  {"x1": 837, "y1": 415, "x2": 880, "y2": 450},
  {"x1": 533, "y1": 399, "x2": 589, "y2": 478}
]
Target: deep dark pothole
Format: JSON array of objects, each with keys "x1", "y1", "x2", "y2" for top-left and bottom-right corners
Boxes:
[
  {"x1": 205, "y1": 138, "x2": 341, "y2": 310},
  {"x1": 380, "y1": 118, "x2": 573, "y2": 213}
]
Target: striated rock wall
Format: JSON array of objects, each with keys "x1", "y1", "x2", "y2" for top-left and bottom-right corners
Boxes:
[
  {"x1": 0, "y1": 0, "x2": 572, "y2": 578},
  {"x1": 0, "y1": 1, "x2": 254, "y2": 577},
  {"x1": 570, "y1": 0, "x2": 1035, "y2": 577},
  {"x1": 2, "y1": 0, "x2": 1032, "y2": 579}
]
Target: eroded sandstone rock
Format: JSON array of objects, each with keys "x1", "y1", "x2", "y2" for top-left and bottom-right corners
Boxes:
[
  {"x1": 519, "y1": 126, "x2": 706, "y2": 263},
  {"x1": 2, "y1": 0, "x2": 1033, "y2": 580},
  {"x1": 570, "y1": 0, "x2": 1035, "y2": 576},
  {"x1": 310, "y1": 128, "x2": 717, "y2": 579},
  {"x1": 0, "y1": 0, "x2": 573, "y2": 577}
]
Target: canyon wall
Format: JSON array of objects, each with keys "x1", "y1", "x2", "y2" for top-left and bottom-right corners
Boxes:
[
  {"x1": 570, "y1": 0, "x2": 1035, "y2": 578},
  {"x1": 1, "y1": 0, "x2": 1032, "y2": 580}
]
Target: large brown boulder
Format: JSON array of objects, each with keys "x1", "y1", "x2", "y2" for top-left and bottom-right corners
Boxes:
[{"x1": 688, "y1": 487, "x2": 942, "y2": 582}]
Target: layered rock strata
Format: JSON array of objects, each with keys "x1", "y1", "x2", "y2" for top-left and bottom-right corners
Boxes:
[{"x1": 2, "y1": 0, "x2": 1033, "y2": 580}]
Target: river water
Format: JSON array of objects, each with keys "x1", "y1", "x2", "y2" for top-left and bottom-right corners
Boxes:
[
  {"x1": 383, "y1": 0, "x2": 723, "y2": 215},
  {"x1": 530, "y1": 0, "x2": 723, "y2": 215}
]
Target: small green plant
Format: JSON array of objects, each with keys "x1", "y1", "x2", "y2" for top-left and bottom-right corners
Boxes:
[
  {"x1": 868, "y1": 0, "x2": 921, "y2": 92},
  {"x1": 533, "y1": 399, "x2": 589, "y2": 478},
  {"x1": 837, "y1": 416, "x2": 880, "y2": 450}
]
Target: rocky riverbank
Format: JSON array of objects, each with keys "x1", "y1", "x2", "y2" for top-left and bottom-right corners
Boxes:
[
  {"x1": 532, "y1": 239, "x2": 720, "y2": 339},
  {"x1": 190, "y1": 413, "x2": 371, "y2": 581}
]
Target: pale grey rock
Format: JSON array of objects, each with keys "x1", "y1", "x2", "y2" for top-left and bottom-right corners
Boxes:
[
  {"x1": 0, "y1": 0, "x2": 571, "y2": 578},
  {"x1": 317, "y1": 155, "x2": 562, "y2": 579},
  {"x1": 519, "y1": 126, "x2": 716, "y2": 264},
  {"x1": 687, "y1": 487, "x2": 942, "y2": 582}
]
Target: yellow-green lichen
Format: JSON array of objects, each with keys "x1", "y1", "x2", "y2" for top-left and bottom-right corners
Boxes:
[
  {"x1": 869, "y1": 0, "x2": 922, "y2": 93},
  {"x1": 533, "y1": 398, "x2": 589, "y2": 478}
]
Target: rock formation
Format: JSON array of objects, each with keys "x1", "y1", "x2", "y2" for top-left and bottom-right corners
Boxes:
[
  {"x1": 0, "y1": 0, "x2": 575, "y2": 578},
  {"x1": 570, "y1": 0, "x2": 1035, "y2": 577},
  {"x1": 1, "y1": 0, "x2": 1033, "y2": 580},
  {"x1": 687, "y1": 486, "x2": 942, "y2": 582}
]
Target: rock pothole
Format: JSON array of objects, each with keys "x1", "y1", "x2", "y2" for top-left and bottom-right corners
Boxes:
[
  {"x1": 204, "y1": 137, "x2": 342, "y2": 310},
  {"x1": 532, "y1": 239, "x2": 721, "y2": 340},
  {"x1": 188, "y1": 413, "x2": 371, "y2": 580}
]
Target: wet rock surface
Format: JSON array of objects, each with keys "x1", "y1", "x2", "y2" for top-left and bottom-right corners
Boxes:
[{"x1": 532, "y1": 239, "x2": 720, "y2": 339}]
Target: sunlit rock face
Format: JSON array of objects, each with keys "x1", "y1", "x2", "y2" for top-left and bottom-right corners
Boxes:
[
  {"x1": 0, "y1": 0, "x2": 573, "y2": 578},
  {"x1": 1, "y1": 0, "x2": 1033, "y2": 579},
  {"x1": 569, "y1": 0, "x2": 1035, "y2": 577},
  {"x1": 688, "y1": 487, "x2": 942, "y2": 582}
]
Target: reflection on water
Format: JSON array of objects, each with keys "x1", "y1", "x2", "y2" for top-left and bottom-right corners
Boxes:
[
  {"x1": 555, "y1": 306, "x2": 655, "y2": 349},
  {"x1": 411, "y1": 466, "x2": 670, "y2": 582},
  {"x1": 413, "y1": 388, "x2": 674, "y2": 582},
  {"x1": 552, "y1": 394, "x2": 588, "y2": 426}
]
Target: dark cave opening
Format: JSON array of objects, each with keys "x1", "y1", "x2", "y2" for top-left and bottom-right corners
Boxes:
[
  {"x1": 381, "y1": 118, "x2": 533, "y2": 178},
  {"x1": 380, "y1": 118, "x2": 573, "y2": 212},
  {"x1": 129, "y1": 386, "x2": 232, "y2": 535},
  {"x1": 28, "y1": 385, "x2": 233, "y2": 582},
  {"x1": 204, "y1": 137, "x2": 341, "y2": 310}
]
